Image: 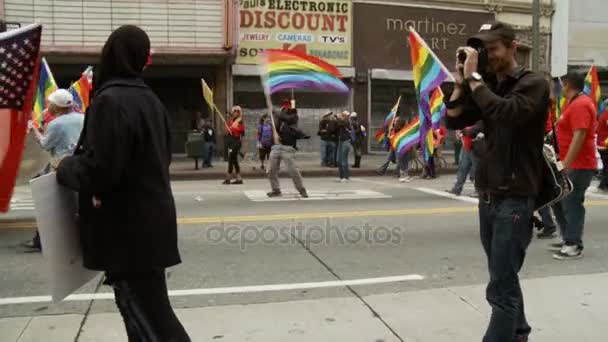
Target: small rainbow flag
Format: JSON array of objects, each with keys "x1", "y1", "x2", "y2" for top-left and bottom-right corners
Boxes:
[
  {"x1": 583, "y1": 65, "x2": 604, "y2": 114},
  {"x1": 68, "y1": 66, "x2": 93, "y2": 113},
  {"x1": 375, "y1": 97, "x2": 401, "y2": 147},
  {"x1": 391, "y1": 116, "x2": 420, "y2": 157},
  {"x1": 408, "y1": 27, "x2": 451, "y2": 162},
  {"x1": 430, "y1": 87, "x2": 446, "y2": 129},
  {"x1": 32, "y1": 57, "x2": 57, "y2": 129},
  {"x1": 260, "y1": 49, "x2": 349, "y2": 94},
  {"x1": 555, "y1": 78, "x2": 566, "y2": 120},
  {"x1": 423, "y1": 128, "x2": 435, "y2": 161}
]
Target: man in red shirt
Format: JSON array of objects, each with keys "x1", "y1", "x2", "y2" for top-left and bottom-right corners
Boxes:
[
  {"x1": 551, "y1": 72, "x2": 598, "y2": 260},
  {"x1": 597, "y1": 101, "x2": 608, "y2": 192}
]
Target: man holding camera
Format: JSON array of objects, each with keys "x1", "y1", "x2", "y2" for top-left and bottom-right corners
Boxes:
[{"x1": 445, "y1": 22, "x2": 549, "y2": 342}]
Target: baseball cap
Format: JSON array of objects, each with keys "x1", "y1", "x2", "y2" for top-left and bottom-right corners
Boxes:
[
  {"x1": 467, "y1": 21, "x2": 516, "y2": 46},
  {"x1": 48, "y1": 89, "x2": 74, "y2": 108}
]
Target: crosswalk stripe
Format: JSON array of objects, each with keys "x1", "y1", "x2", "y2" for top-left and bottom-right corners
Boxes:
[{"x1": 244, "y1": 189, "x2": 391, "y2": 202}]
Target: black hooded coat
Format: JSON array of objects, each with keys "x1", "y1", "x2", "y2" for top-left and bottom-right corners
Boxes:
[{"x1": 56, "y1": 26, "x2": 181, "y2": 272}]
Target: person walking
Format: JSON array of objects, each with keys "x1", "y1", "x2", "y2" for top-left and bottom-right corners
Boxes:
[
  {"x1": 56, "y1": 25, "x2": 190, "y2": 341},
  {"x1": 447, "y1": 121, "x2": 482, "y2": 195},
  {"x1": 223, "y1": 106, "x2": 245, "y2": 185},
  {"x1": 267, "y1": 107, "x2": 309, "y2": 198},
  {"x1": 549, "y1": 72, "x2": 598, "y2": 260}
]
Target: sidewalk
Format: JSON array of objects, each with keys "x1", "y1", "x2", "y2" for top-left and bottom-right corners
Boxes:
[
  {"x1": 3, "y1": 272, "x2": 606, "y2": 341},
  {"x1": 170, "y1": 151, "x2": 458, "y2": 180}
]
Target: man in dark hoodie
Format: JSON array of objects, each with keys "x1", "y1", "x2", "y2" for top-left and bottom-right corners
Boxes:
[
  {"x1": 56, "y1": 26, "x2": 190, "y2": 341},
  {"x1": 267, "y1": 106, "x2": 310, "y2": 198}
]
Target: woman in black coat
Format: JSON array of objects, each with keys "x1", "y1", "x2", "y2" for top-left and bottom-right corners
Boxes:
[{"x1": 56, "y1": 25, "x2": 190, "y2": 341}]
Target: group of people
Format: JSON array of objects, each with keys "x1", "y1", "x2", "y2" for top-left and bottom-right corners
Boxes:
[{"x1": 318, "y1": 110, "x2": 366, "y2": 174}]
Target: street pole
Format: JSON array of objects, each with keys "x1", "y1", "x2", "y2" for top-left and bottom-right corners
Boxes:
[{"x1": 532, "y1": 0, "x2": 541, "y2": 72}]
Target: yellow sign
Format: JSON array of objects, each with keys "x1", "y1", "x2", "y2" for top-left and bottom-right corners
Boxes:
[{"x1": 237, "y1": 0, "x2": 352, "y2": 67}]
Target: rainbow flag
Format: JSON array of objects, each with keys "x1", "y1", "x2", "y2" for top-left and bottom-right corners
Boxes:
[
  {"x1": 32, "y1": 57, "x2": 57, "y2": 129},
  {"x1": 583, "y1": 65, "x2": 604, "y2": 114},
  {"x1": 408, "y1": 28, "x2": 451, "y2": 162},
  {"x1": 430, "y1": 87, "x2": 446, "y2": 129},
  {"x1": 68, "y1": 66, "x2": 93, "y2": 113},
  {"x1": 260, "y1": 49, "x2": 349, "y2": 94},
  {"x1": 423, "y1": 128, "x2": 435, "y2": 161},
  {"x1": 375, "y1": 97, "x2": 401, "y2": 147},
  {"x1": 391, "y1": 116, "x2": 420, "y2": 157},
  {"x1": 555, "y1": 78, "x2": 566, "y2": 120}
]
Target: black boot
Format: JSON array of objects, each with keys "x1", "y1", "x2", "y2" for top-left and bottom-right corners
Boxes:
[{"x1": 353, "y1": 156, "x2": 361, "y2": 168}]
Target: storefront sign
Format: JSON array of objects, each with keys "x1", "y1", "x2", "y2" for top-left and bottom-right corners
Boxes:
[
  {"x1": 237, "y1": 0, "x2": 352, "y2": 66},
  {"x1": 354, "y1": 3, "x2": 494, "y2": 70}
]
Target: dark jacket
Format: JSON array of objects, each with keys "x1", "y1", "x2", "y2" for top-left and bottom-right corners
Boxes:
[
  {"x1": 277, "y1": 110, "x2": 308, "y2": 148},
  {"x1": 445, "y1": 67, "x2": 549, "y2": 197},
  {"x1": 202, "y1": 125, "x2": 216, "y2": 144},
  {"x1": 56, "y1": 78, "x2": 180, "y2": 272},
  {"x1": 337, "y1": 118, "x2": 353, "y2": 143},
  {"x1": 350, "y1": 117, "x2": 365, "y2": 145}
]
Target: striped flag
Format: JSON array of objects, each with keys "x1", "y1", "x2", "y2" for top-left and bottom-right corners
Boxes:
[
  {"x1": 430, "y1": 87, "x2": 446, "y2": 129},
  {"x1": 68, "y1": 66, "x2": 93, "y2": 113},
  {"x1": 583, "y1": 65, "x2": 604, "y2": 114},
  {"x1": 375, "y1": 96, "x2": 401, "y2": 148},
  {"x1": 555, "y1": 78, "x2": 566, "y2": 120},
  {"x1": 408, "y1": 27, "x2": 452, "y2": 162},
  {"x1": 32, "y1": 57, "x2": 57, "y2": 129},
  {"x1": 390, "y1": 116, "x2": 420, "y2": 157}
]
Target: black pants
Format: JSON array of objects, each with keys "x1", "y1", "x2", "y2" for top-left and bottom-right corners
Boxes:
[
  {"x1": 228, "y1": 143, "x2": 241, "y2": 174},
  {"x1": 600, "y1": 151, "x2": 608, "y2": 190},
  {"x1": 105, "y1": 270, "x2": 191, "y2": 342}
]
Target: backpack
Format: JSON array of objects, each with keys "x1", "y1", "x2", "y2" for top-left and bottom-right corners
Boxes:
[{"x1": 259, "y1": 124, "x2": 273, "y2": 147}]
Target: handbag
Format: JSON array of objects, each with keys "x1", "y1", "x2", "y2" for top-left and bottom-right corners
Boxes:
[{"x1": 534, "y1": 117, "x2": 573, "y2": 210}]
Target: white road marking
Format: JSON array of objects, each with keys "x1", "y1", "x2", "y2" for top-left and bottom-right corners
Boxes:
[
  {"x1": 244, "y1": 189, "x2": 391, "y2": 202},
  {"x1": 413, "y1": 187, "x2": 480, "y2": 204},
  {"x1": 0, "y1": 274, "x2": 424, "y2": 305}
]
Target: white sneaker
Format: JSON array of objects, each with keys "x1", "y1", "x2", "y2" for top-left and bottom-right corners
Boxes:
[
  {"x1": 398, "y1": 177, "x2": 407, "y2": 183},
  {"x1": 553, "y1": 245, "x2": 583, "y2": 260},
  {"x1": 340, "y1": 178, "x2": 347, "y2": 183}
]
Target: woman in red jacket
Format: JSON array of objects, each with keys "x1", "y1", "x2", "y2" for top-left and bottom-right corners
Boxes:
[{"x1": 223, "y1": 106, "x2": 245, "y2": 184}]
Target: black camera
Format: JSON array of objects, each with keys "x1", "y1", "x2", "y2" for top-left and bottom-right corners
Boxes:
[{"x1": 458, "y1": 38, "x2": 489, "y2": 75}]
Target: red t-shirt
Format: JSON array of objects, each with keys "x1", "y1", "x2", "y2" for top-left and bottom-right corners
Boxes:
[
  {"x1": 227, "y1": 119, "x2": 245, "y2": 140},
  {"x1": 597, "y1": 110, "x2": 608, "y2": 147},
  {"x1": 557, "y1": 94, "x2": 598, "y2": 169}
]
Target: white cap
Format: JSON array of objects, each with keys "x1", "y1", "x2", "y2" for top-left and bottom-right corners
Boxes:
[
  {"x1": 48, "y1": 89, "x2": 74, "y2": 108},
  {"x1": 350, "y1": 112, "x2": 358, "y2": 118}
]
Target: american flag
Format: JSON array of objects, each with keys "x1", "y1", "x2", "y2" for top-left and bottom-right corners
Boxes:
[{"x1": 0, "y1": 24, "x2": 42, "y2": 213}]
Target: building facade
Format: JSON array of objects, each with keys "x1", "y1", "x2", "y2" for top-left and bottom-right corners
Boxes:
[{"x1": 1, "y1": 0, "x2": 239, "y2": 153}]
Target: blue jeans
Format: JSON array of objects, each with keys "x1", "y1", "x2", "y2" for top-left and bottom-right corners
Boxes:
[
  {"x1": 203, "y1": 142, "x2": 215, "y2": 166},
  {"x1": 337, "y1": 141, "x2": 352, "y2": 179},
  {"x1": 538, "y1": 206, "x2": 556, "y2": 228},
  {"x1": 397, "y1": 151, "x2": 409, "y2": 176},
  {"x1": 452, "y1": 149, "x2": 477, "y2": 194},
  {"x1": 479, "y1": 196, "x2": 533, "y2": 342},
  {"x1": 320, "y1": 140, "x2": 328, "y2": 166},
  {"x1": 552, "y1": 169, "x2": 595, "y2": 247}
]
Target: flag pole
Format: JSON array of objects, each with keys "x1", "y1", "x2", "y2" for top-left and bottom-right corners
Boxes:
[{"x1": 407, "y1": 26, "x2": 455, "y2": 82}]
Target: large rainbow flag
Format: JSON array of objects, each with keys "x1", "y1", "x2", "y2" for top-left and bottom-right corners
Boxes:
[
  {"x1": 259, "y1": 49, "x2": 349, "y2": 94},
  {"x1": 32, "y1": 57, "x2": 57, "y2": 129},
  {"x1": 68, "y1": 66, "x2": 93, "y2": 113},
  {"x1": 375, "y1": 97, "x2": 401, "y2": 147},
  {"x1": 555, "y1": 78, "x2": 566, "y2": 120},
  {"x1": 391, "y1": 116, "x2": 420, "y2": 157},
  {"x1": 408, "y1": 28, "x2": 452, "y2": 162},
  {"x1": 583, "y1": 65, "x2": 604, "y2": 114}
]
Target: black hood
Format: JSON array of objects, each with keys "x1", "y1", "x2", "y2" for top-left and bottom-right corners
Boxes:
[{"x1": 94, "y1": 25, "x2": 150, "y2": 92}]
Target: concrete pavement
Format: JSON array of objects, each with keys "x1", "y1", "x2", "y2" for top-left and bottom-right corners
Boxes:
[
  {"x1": 3, "y1": 272, "x2": 607, "y2": 341},
  {"x1": 1, "y1": 176, "x2": 607, "y2": 341}
]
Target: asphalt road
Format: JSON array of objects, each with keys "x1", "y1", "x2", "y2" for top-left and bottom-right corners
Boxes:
[{"x1": 1, "y1": 175, "x2": 607, "y2": 319}]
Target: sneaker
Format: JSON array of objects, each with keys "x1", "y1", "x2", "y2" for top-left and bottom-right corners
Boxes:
[
  {"x1": 398, "y1": 177, "x2": 407, "y2": 183},
  {"x1": 267, "y1": 191, "x2": 282, "y2": 197},
  {"x1": 547, "y1": 241, "x2": 564, "y2": 252},
  {"x1": 222, "y1": 179, "x2": 231, "y2": 185},
  {"x1": 445, "y1": 189, "x2": 461, "y2": 196},
  {"x1": 340, "y1": 178, "x2": 347, "y2": 183},
  {"x1": 553, "y1": 245, "x2": 583, "y2": 260},
  {"x1": 299, "y1": 189, "x2": 309, "y2": 198},
  {"x1": 231, "y1": 179, "x2": 243, "y2": 185},
  {"x1": 537, "y1": 226, "x2": 557, "y2": 239},
  {"x1": 20, "y1": 240, "x2": 41, "y2": 252}
]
